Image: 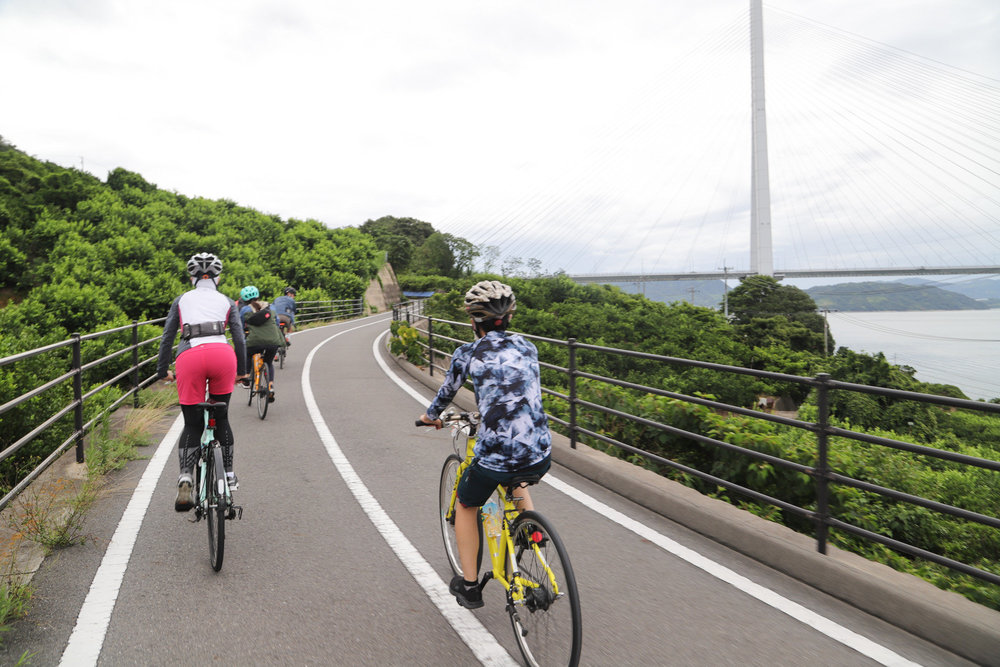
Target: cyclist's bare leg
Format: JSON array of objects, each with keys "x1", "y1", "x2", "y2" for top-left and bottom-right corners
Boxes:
[
  {"x1": 455, "y1": 502, "x2": 481, "y2": 582},
  {"x1": 512, "y1": 487, "x2": 534, "y2": 512}
]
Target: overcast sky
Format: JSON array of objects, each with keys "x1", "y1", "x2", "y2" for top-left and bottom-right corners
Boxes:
[{"x1": 2, "y1": 0, "x2": 998, "y2": 278}]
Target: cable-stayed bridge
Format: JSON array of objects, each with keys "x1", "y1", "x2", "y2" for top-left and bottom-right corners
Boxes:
[
  {"x1": 572, "y1": 265, "x2": 1000, "y2": 284},
  {"x1": 438, "y1": 3, "x2": 1000, "y2": 283}
]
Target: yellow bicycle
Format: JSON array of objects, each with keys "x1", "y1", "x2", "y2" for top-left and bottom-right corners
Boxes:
[{"x1": 426, "y1": 409, "x2": 582, "y2": 667}]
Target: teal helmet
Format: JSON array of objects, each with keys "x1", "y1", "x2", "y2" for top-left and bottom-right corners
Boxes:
[{"x1": 240, "y1": 285, "x2": 260, "y2": 302}]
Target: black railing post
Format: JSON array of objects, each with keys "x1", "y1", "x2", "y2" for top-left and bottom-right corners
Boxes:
[
  {"x1": 568, "y1": 338, "x2": 577, "y2": 449},
  {"x1": 815, "y1": 372, "x2": 832, "y2": 554},
  {"x1": 131, "y1": 320, "x2": 140, "y2": 408},
  {"x1": 427, "y1": 317, "x2": 434, "y2": 376},
  {"x1": 72, "y1": 333, "x2": 85, "y2": 463}
]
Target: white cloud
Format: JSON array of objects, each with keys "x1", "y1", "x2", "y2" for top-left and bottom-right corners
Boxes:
[{"x1": 1, "y1": 0, "x2": 997, "y2": 276}]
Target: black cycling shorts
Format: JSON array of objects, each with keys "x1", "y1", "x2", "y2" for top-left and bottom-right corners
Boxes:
[{"x1": 456, "y1": 455, "x2": 551, "y2": 508}]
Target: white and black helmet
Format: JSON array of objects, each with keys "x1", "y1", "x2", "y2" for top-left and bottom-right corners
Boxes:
[
  {"x1": 464, "y1": 280, "x2": 516, "y2": 322},
  {"x1": 186, "y1": 252, "x2": 223, "y2": 279}
]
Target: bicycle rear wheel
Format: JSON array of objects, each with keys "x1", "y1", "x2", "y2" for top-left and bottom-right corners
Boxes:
[
  {"x1": 439, "y1": 455, "x2": 482, "y2": 578},
  {"x1": 507, "y1": 510, "x2": 582, "y2": 667},
  {"x1": 206, "y1": 444, "x2": 226, "y2": 572},
  {"x1": 256, "y1": 364, "x2": 269, "y2": 420}
]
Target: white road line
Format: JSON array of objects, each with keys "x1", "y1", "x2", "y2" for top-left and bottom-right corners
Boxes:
[
  {"x1": 304, "y1": 321, "x2": 516, "y2": 666},
  {"x1": 60, "y1": 413, "x2": 184, "y2": 667},
  {"x1": 373, "y1": 330, "x2": 923, "y2": 667}
]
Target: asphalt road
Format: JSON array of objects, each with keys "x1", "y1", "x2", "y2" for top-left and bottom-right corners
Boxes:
[{"x1": 0, "y1": 315, "x2": 977, "y2": 666}]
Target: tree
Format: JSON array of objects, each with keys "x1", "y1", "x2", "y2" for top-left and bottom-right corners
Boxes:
[
  {"x1": 443, "y1": 233, "x2": 479, "y2": 276},
  {"x1": 411, "y1": 232, "x2": 455, "y2": 276},
  {"x1": 479, "y1": 245, "x2": 500, "y2": 273},
  {"x1": 727, "y1": 275, "x2": 829, "y2": 354}
]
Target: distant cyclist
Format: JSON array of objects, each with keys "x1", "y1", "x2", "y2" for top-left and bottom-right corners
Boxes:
[
  {"x1": 157, "y1": 252, "x2": 247, "y2": 510},
  {"x1": 272, "y1": 286, "x2": 297, "y2": 346},
  {"x1": 418, "y1": 280, "x2": 552, "y2": 609},
  {"x1": 239, "y1": 285, "x2": 285, "y2": 403}
]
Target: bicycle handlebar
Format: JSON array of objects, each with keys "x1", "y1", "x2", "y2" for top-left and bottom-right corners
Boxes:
[{"x1": 414, "y1": 410, "x2": 480, "y2": 428}]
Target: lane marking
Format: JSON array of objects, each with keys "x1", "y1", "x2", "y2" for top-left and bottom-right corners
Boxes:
[
  {"x1": 58, "y1": 318, "x2": 358, "y2": 666},
  {"x1": 304, "y1": 321, "x2": 516, "y2": 666},
  {"x1": 373, "y1": 330, "x2": 922, "y2": 667},
  {"x1": 60, "y1": 414, "x2": 183, "y2": 666}
]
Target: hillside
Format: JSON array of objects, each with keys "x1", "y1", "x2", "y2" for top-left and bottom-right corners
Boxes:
[
  {"x1": 898, "y1": 276, "x2": 1000, "y2": 307},
  {"x1": 606, "y1": 279, "x2": 726, "y2": 309},
  {"x1": 0, "y1": 137, "x2": 382, "y2": 334},
  {"x1": 606, "y1": 276, "x2": 999, "y2": 312},
  {"x1": 806, "y1": 281, "x2": 991, "y2": 311}
]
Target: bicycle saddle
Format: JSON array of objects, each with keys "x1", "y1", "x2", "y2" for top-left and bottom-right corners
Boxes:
[
  {"x1": 508, "y1": 474, "x2": 541, "y2": 488},
  {"x1": 194, "y1": 401, "x2": 229, "y2": 418}
]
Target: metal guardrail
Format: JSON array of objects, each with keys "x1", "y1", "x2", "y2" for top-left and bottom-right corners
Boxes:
[
  {"x1": 0, "y1": 318, "x2": 167, "y2": 511},
  {"x1": 296, "y1": 299, "x2": 364, "y2": 325},
  {"x1": 391, "y1": 303, "x2": 1000, "y2": 586},
  {"x1": 0, "y1": 298, "x2": 365, "y2": 511}
]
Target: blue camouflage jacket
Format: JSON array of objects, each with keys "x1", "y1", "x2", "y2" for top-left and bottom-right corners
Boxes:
[{"x1": 426, "y1": 330, "x2": 551, "y2": 472}]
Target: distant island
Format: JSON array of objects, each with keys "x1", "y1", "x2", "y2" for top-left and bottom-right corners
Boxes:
[
  {"x1": 605, "y1": 276, "x2": 1000, "y2": 312},
  {"x1": 806, "y1": 278, "x2": 999, "y2": 311}
]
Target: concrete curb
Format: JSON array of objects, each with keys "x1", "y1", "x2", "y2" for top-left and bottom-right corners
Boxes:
[{"x1": 388, "y1": 349, "x2": 1000, "y2": 666}]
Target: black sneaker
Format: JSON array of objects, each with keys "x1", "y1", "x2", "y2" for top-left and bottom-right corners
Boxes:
[{"x1": 449, "y1": 575, "x2": 483, "y2": 609}]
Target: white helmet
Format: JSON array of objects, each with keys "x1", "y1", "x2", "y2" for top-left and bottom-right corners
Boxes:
[
  {"x1": 464, "y1": 280, "x2": 516, "y2": 322},
  {"x1": 186, "y1": 252, "x2": 222, "y2": 279}
]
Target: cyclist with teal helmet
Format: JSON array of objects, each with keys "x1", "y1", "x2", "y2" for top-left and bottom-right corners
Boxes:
[{"x1": 239, "y1": 285, "x2": 285, "y2": 403}]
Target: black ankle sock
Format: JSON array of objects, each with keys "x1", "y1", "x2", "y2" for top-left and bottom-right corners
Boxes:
[{"x1": 464, "y1": 579, "x2": 478, "y2": 588}]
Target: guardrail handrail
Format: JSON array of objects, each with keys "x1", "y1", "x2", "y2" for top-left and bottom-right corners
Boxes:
[
  {"x1": 392, "y1": 307, "x2": 1000, "y2": 588},
  {"x1": 0, "y1": 298, "x2": 366, "y2": 511}
]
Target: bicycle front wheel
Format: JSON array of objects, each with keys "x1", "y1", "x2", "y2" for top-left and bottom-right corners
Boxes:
[
  {"x1": 206, "y1": 445, "x2": 226, "y2": 572},
  {"x1": 439, "y1": 455, "x2": 482, "y2": 578},
  {"x1": 256, "y1": 364, "x2": 269, "y2": 420},
  {"x1": 507, "y1": 510, "x2": 582, "y2": 667}
]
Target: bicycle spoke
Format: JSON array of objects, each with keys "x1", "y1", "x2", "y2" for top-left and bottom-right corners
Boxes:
[{"x1": 507, "y1": 511, "x2": 582, "y2": 667}]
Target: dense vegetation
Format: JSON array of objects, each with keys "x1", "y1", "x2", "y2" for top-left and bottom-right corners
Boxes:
[
  {"x1": 359, "y1": 216, "x2": 478, "y2": 278},
  {"x1": 401, "y1": 273, "x2": 1000, "y2": 608},
  {"x1": 0, "y1": 138, "x2": 382, "y2": 491}
]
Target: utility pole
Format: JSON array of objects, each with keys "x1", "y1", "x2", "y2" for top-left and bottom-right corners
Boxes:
[
  {"x1": 718, "y1": 263, "x2": 733, "y2": 318},
  {"x1": 688, "y1": 286, "x2": 698, "y2": 305},
  {"x1": 820, "y1": 308, "x2": 836, "y2": 356}
]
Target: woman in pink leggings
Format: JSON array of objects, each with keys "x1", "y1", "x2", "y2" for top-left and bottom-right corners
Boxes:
[{"x1": 156, "y1": 252, "x2": 247, "y2": 511}]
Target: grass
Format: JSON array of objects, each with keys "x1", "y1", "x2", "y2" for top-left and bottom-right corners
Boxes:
[
  {"x1": 4, "y1": 480, "x2": 96, "y2": 553},
  {"x1": 0, "y1": 384, "x2": 176, "y2": 647},
  {"x1": 0, "y1": 536, "x2": 33, "y2": 658}
]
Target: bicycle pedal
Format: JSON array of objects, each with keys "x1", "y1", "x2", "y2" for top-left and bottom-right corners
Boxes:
[{"x1": 229, "y1": 505, "x2": 244, "y2": 520}]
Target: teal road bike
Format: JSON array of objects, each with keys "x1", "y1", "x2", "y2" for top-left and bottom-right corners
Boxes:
[{"x1": 191, "y1": 401, "x2": 242, "y2": 571}]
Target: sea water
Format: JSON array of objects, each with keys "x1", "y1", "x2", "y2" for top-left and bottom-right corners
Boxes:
[{"x1": 826, "y1": 310, "x2": 1000, "y2": 401}]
